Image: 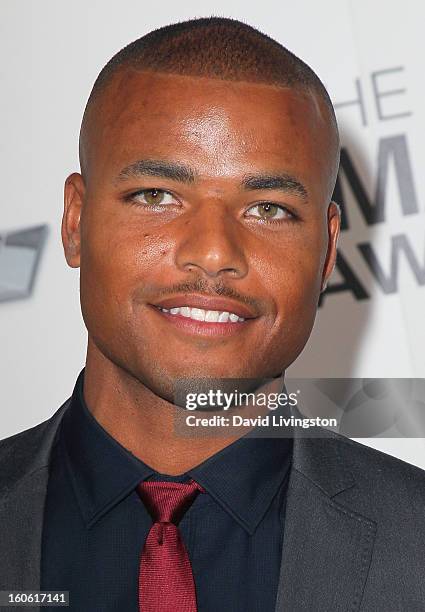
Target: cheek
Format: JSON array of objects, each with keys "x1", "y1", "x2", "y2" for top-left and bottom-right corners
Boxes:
[
  {"x1": 79, "y1": 212, "x2": 172, "y2": 328},
  {"x1": 260, "y1": 250, "x2": 322, "y2": 370},
  {"x1": 265, "y1": 236, "x2": 325, "y2": 325},
  {"x1": 264, "y1": 228, "x2": 324, "y2": 286},
  {"x1": 274, "y1": 268, "x2": 320, "y2": 326},
  {"x1": 83, "y1": 211, "x2": 169, "y2": 279}
]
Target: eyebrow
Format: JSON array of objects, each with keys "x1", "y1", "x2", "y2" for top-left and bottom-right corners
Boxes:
[
  {"x1": 242, "y1": 173, "x2": 308, "y2": 201},
  {"x1": 116, "y1": 159, "x2": 195, "y2": 183},
  {"x1": 115, "y1": 158, "x2": 308, "y2": 201}
]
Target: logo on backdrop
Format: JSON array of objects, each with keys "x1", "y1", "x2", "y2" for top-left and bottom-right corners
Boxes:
[
  {"x1": 0, "y1": 225, "x2": 48, "y2": 302},
  {"x1": 320, "y1": 65, "x2": 424, "y2": 305}
]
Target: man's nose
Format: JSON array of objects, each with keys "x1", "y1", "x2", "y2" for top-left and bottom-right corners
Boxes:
[{"x1": 174, "y1": 203, "x2": 249, "y2": 279}]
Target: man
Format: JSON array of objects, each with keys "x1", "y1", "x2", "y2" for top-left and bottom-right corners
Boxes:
[{"x1": 1, "y1": 16, "x2": 424, "y2": 612}]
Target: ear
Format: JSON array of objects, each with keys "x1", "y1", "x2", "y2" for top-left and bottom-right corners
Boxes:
[
  {"x1": 62, "y1": 172, "x2": 85, "y2": 268},
  {"x1": 320, "y1": 201, "x2": 340, "y2": 292}
]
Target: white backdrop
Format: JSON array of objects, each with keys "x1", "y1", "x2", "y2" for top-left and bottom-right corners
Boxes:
[{"x1": 1, "y1": 0, "x2": 424, "y2": 466}]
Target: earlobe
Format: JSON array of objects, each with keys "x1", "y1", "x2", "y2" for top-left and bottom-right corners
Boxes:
[{"x1": 62, "y1": 173, "x2": 85, "y2": 268}]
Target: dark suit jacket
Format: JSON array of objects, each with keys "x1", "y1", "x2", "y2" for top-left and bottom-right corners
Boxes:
[{"x1": 1, "y1": 399, "x2": 425, "y2": 611}]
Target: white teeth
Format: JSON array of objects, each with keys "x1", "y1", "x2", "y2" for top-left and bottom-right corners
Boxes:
[
  {"x1": 191, "y1": 308, "x2": 205, "y2": 321},
  {"x1": 159, "y1": 306, "x2": 245, "y2": 323},
  {"x1": 205, "y1": 310, "x2": 220, "y2": 322}
]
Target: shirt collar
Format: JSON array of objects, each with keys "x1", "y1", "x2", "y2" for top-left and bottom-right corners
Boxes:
[
  {"x1": 63, "y1": 369, "x2": 293, "y2": 534},
  {"x1": 62, "y1": 370, "x2": 154, "y2": 528},
  {"x1": 187, "y1": 429, "x2": 292, "y2": 535}
]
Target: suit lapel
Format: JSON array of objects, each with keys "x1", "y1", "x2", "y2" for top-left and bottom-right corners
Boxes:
[
  {"x1": 275, "y1": 434, "x2": 376, "y2": 612},
  {"x1": 0, "y1": 401, "x2": 70, "y2": 607}
]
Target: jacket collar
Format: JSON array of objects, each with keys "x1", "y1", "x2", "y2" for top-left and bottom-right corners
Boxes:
[
  {"x1": 0, "y1": 400, "x2": 70, "y2": 599},
  {"x1": 292, "y1": 428, "x2": 356, "y2": 497},
  {"x1": 274, "y1": 429, "x2": 376, "y2": 612},
  {"x1": 0, "y1": 399, "x2": 70, "y2": 496}
]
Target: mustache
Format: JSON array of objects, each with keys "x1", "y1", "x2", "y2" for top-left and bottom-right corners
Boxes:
[{"x1": 140, "y1": 278, "x2": 263, "y2": 312}]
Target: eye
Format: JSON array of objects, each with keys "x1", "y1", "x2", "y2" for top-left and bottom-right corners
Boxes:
[
  {"x1": 245, "y1": 202, "x2": 295, "y2": 221},
  {"x1": 127, "y1": 188, "x2": 177, "y2": 207}
]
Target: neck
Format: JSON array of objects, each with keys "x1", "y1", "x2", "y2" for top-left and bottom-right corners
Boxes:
[{"x1": 83, "y1": 339, "x2": 271, "y2": 476}]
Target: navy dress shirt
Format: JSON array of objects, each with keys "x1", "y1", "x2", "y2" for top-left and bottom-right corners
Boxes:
[{"x1": 41, "y1": 370, "x2": 293, "y2": 611}]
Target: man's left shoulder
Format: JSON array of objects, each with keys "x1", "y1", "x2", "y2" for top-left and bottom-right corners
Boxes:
[
  {"x1": 329, "y1": 431, "x2": 425, "y2": 516},
  {"x1": 335, "y1": 431, "x2": 425, "y2": 482}
]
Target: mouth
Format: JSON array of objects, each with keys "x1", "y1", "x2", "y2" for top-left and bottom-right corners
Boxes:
[{"x1": 148, "y1": 295, "x2": 259, "y2": 337}]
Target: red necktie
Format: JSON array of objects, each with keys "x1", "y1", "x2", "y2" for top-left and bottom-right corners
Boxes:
[{"x1": 137, "y1": 479, "x2": 205, "y2": 612}]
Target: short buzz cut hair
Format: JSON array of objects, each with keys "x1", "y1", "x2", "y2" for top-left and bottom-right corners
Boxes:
[
  {"x1": 84, "y1": 16, "x2": 337, "y2": 127},
  {"x1": 80, "y1": 17, "x2": 340, "y2": 184}
]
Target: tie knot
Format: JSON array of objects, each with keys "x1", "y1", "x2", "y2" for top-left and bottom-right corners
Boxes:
[{"x1": 137, "y1": 478, "x2": 205, "y2": 524}]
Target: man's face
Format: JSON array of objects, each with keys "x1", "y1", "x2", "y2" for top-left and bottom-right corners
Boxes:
[{"x1": 63, "y1": 70, "x2": 339, "y2": 400}]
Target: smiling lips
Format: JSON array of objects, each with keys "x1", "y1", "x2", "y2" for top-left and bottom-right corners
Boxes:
[
  {"x1": 157, "y1": 306, "x2": 245, "y2": 323},
  {"x1": 151, "y1": 294, "x2": 258, "y2": 333}
]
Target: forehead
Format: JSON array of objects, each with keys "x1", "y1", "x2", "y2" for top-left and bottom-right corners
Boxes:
[{"x1": 83, "y1": 70, "x2": 336, "y2": 195}]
